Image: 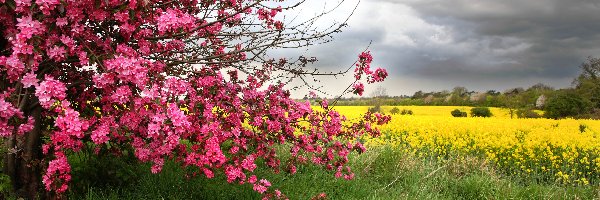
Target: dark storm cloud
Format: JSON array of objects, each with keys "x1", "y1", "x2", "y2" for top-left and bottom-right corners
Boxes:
[
  {"x1": 396, "y1": 0, "x2": 600, "y2": 79},
  {"x1": 304, "y1": 27, "x2": 387, "y2": 69}
]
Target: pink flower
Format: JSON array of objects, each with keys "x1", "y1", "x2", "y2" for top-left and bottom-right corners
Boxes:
[
  {"x1": 275, "y1": 190, "x2": 282, "y2": 197},
  {"x1": 321, "y1": 99, "x2": 328, "y2": 109},
  {"x1": 60, "y1": 36, "x2": 75, "y2": 51},
  {"x1": 5, "y1": 55, "x2": 25, "y2": 81},
  {"x1": 288, "y1": 165, "x2": 297, "y2": 174},
  {"x1": 114, "y1": 11, "x2": 129, "y2": 23},
  {"x1": 358, "y1": 51, "x2": 373, "y2": 64},
  {"x1": 203, "y1": 168, "x2": 214, "y2": 178},
  {"x1": 78, "y1": 51, "x2": 89, "y2": 66},
  {"x1": 91, "y1": 117, "x2": 114, "y2": 144},
  {"x1": 14, "y1": 0, "x2": 32, "y2": 12},
  {"x1": 354, "y1": 51, "x2": 374, "y2": 80},
  {"x1": 309, "y1": 91, "x2": 317, "y2": 98},
  {"x1": 111, "y1": 86, "x2": 131, "y2": 104},
  {"x1": 253, "y1": 179, "x2": 271, "y2": 193},
  {"x1": 47, "y1": 46, "x2": 66, "y2": 62},
  {"x1": 156, "y1": 9, "x2": 196, "y2": 33},
  {"x1": 248, "y1": 175, "x2": 257, "y2": 183},
  {"x1": 242, "y1": 155, "x2": 257, "y2": 171},
  {"x1": 104, "y1": 56, "x2": 148, "y2": 87},
  {"x1": 151, "y1": 159, "x2": 164, "y2": 173},
  {"x1": 35, "y1": 75, "x2": 67, "y2": 109},
  {"x1": 368, "y1": 68, "x2": 388, "y2": 83},
  {"x1": 55, "y1": 18, "x2": 68, "y2": 27},
  {"x1": 225, "y1": 165, "x2": 245, "y2": 183},
  {"x1": 17, "y1": 117, "x2": 35, "y2": 135},
  {"x1": 92, "y1": 73, "x2": 115, "y2": 88},
  {"x1": 354, "y1": 142, "x2": 366, "y2": 153},
  {"x1": 54, "y1": 107, "x2": 89, "y2": 141},
  {"x1": 37, "y1": 0, "x2": 60, "y2": 15},
  {"x1": 135, "y1": 148, "x2": 151, "y2": 161},
  {"x1": 352, "y1": 83, "x2": 364, "y2": 96},
  {"x1": 16, "y1": 15, "x2": 44, "y2": 40},
  {"x1": 42, "y1": 152, "x2": 71, "y2": 193},
  {"x1": 206, "y1": 136, "x2": 226, "y2": 165},
  {"x1": 167, "y1": 103, "x2": 191, "y2": 133},
  {"x1": 21, "y1": 71, "x2": 38, "y2": 88}
]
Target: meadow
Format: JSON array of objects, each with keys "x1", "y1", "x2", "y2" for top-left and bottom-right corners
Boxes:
[{"x1": 71, "y1": 106, "x2": 600, "y2": 199}]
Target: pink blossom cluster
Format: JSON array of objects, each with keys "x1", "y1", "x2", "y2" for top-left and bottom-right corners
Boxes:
[
  {"x1": 42, "y1": 152, "x2": 70, "y2": 193},
  {"x1": 21, "y1": 72, "x2": 38, "y2": 88},
  {"x1": 0, "y1": 98, "x2": 33, "y2": 136},
  {"x1": 91, "y1": 117, "x2": 115, "y2": 144},
  {"x1": 368, "y1": 68, "x2": 388, "y2": 83},
  {"x1": 37, "y1": 0, "x2": 61, "y2": 15},
  {"x1": 354, "y1": 51, "x2": 374, "y2": 80},
  {"x1": 51, "y1": 103, "x2": 90, "y2": 151},
  {"x1": 253, "y1": 179, "x2": 272, "y2": 194},
  {"x1": 156, "y1": 9, "x2": 197, "y2": 34},
  {"x1": 352, "y1": 83, "x2": 365, "y2": 96},
  {"x1": 352, "y1": 51, "x2": 389, "y2": 96},
  {"x1": 257, "y1": 6, "x2": 283, "y2": 29},
  {"x1": 103, "y1": 56, "x2": 149, "y2": 87},
  {"x1": 35, "y1": 75, "x2": 67, "y2": 109}
]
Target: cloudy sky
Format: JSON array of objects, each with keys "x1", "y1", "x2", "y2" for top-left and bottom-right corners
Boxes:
[{"x1": 271, "y1": 0, "x2": 600, "y2": 98}]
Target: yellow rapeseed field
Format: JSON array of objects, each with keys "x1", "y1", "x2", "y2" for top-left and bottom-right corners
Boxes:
[{"x1": 333, "y1": 106, "x2": 600, "y2": 185}]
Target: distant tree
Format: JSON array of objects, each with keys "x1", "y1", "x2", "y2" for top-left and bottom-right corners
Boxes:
[
  {"x1": 516, "y1": 109, "x2": 542, "y2": 119},
  {"x1": 503, "y1": 87, "x2": 525, "y2": 96},
  {"x1": 452, "y1": 86, "x2": 468, "y2": 97},
  {"x1": 448, "y1": 86, "x2": 469, "y2": 105},
  {"x1": 451, "y1": 109, "x2": 467, "y2": 117},
  {"x1": 412, "y1": 90, "x2": 424, "y2": 99},
  {"x1": 535, "y1": 95, "x2": 547, "y2": 109},
  {"x1": 400, "y1": 109, "x2": 413, "y2": 115},
  {"x1": 469, "y1": 92, "x2": 487, "y2": 102},
  {"x1": 438, "y1": 90, "x2": 450, "y2": 97},
  {"x1": 368, "y1": 105, "x2": 383, "y2": 114},
  {"x1": 577, "y1": 56, "x2": 600, "y2": 80},
  {"x1": 390, "y1": 107, "x2": 400, "y2": 115},
  {"x1": 370, "y1": 86, "x2": 389, "y2": 98},
  {"x1": 500, "y1": 87, "x2": 528, "y2": 118},
  {"x1": 471, "y1": 107, "x2": 493, "y2": 117},
  {"x1": 574, "y1": 57, "x2": 600, "y2": 109},
  {"x1": 484, "y1": 95, "x2": 502, "y2": 107},
  {"x1": 527, "y1": 83, "x2": 554, "y2": 92},
  {"x1": 544, "y1": 89, "x2": 592, "y2": 119},
  {"x1": 423, "y1": 95, "x2": 435, "y2": 104},
  {"x1": 486, "y1": 90, "x2": 501, "y2": 96}
]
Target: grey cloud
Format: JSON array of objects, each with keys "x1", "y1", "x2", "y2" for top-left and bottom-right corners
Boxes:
[{"x1": 382, "y1": 0, "x2": 599, "y2": 84}]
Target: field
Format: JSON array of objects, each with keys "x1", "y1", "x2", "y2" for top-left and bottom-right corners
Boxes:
[
  {"x1": 335, "y1": 106, "x2": 600, "y2": 185},
  {"x1": 73, "y1": 106, "x2": 600, "y2": 199}
]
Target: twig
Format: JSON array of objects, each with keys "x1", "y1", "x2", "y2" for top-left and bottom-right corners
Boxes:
[
  {"x1": 379, "y1": 174, "x2": 401, "y2": 192},
  {"x1": 420, "y1": 158, "x2": 454, "y2": 182}
]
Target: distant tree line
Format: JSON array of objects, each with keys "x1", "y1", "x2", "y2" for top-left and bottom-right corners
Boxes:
[{"x1": 310, "y1": 57, "x2": 600, "y2": 119}]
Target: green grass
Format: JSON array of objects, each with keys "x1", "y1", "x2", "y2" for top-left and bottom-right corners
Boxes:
[{"x1": 69, "y1": 147, "x2": 600, "y2": 199}]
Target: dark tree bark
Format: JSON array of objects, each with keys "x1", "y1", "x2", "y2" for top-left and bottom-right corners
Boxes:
[
  {"x1": 4, "y1": 95, "x2": 45, "y2": 199},
  {"x1": 0, "y1": 27, "x2": 7, "y2": 56}
]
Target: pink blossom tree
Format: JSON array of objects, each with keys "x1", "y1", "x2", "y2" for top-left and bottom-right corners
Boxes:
[{"x1": 0, "y1": 0, "x2": 389, "y2": 198}]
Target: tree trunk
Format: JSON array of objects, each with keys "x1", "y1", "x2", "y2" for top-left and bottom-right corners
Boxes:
[{"x1": 4, "y1": 98, "x2": 45, "y2": 199}]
